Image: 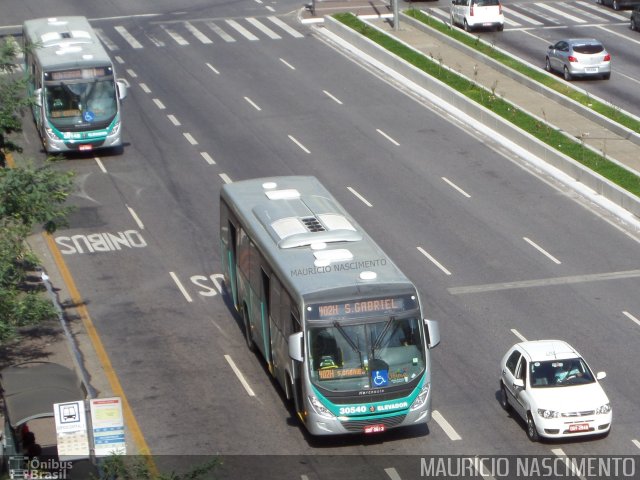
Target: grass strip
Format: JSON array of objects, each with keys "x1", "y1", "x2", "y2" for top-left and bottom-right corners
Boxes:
[{"x1": 333, "y1": 12, "x2": 640, "y2": 197}]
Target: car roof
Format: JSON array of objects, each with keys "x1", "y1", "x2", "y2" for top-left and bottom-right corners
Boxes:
[{"x1": 515, "y1": 340, "x2": 580, "y2": 362}]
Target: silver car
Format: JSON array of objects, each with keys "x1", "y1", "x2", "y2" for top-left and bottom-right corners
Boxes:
[{"x1": 545, "y1": 39, "x2": 611, "y2": 81}]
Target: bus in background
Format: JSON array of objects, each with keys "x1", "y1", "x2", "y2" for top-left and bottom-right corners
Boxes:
[
  {"x1": 22, "y1": 16, "x2": 128, "y2": 153},
  {"x1": 220, "y1": 176, "x2": 440, "y2": 436}
]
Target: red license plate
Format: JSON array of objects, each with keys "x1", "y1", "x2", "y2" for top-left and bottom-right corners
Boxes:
[
  {"x1": 569, "y1": 423, "x2": 589, "y2": 432},
  {"x1": 79, "y1": 144, "x2": 93, "y2": 151},
  {"x1": 364, "y1": 424, "x2": 385, "y2": 434}
]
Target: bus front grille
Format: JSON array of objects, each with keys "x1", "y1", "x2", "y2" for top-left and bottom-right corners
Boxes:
[{"x1": 341, "y1": 414, "x2": 406, "y2": 432}]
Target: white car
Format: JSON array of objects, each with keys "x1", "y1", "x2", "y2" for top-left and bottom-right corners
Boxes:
[
  {"x1": 450, "y1": 0, "x2": 505, "y2": 32},
  {"x1": 499, "y1": 340, "x2": 611, "y2": 441}
]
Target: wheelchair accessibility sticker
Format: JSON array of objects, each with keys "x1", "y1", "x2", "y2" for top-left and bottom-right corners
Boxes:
[{"x1": 371, "y1": 369, "x2": 388, "y2": 387}]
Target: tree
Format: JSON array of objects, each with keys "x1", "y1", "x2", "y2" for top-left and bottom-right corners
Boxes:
[
  {"x1": 0, "y1": 36, "x2": 31, "y2": 166},
  {"x1": 0, "y1": 37, "x2": 75, "y2": 342}
]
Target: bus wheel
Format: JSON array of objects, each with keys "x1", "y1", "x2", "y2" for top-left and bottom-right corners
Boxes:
[{"x1": 243, "y1": 308, "x2": 255, "y2": 352}]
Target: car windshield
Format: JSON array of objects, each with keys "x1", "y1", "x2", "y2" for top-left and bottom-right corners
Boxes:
[
  {"x1": 475, "y1": 0, "x2": 500, "y2": 5},
  {"x1": 572, "y1": 44, "x2": 604, "y2": 55},
  {"x1": 308, "y1": 316, "x2": 425, "y2": 392},
  {"x1": 529, "y1": 358, "x2": 595, "y2": 388},
  {"x1": 45, "y1": 79, "x2": 117, "y2": 129}
]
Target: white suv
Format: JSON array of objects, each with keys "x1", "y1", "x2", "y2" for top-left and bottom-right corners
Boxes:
[{"x1": 450, "y1": 0, "x2": 504, "y2": 32}]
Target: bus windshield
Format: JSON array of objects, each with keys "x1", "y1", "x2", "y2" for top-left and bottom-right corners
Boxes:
[
  {"x1": 308, "y1": 316, "x2": 425, "y2": 392},
  {"x1": 45, "y1": 79, "x2": 117, "y2": 129}
]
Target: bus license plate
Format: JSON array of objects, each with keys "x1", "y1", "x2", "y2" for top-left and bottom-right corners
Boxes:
[
  {"x1": 569, "y1": 423, "x2": 589, "y2": 432},
  {"x1": 364, "y1": 424, "x2": 385, "y2": 434},
  {"x1": 79, "y1": 144, "x2": 93, "y2": 151}
]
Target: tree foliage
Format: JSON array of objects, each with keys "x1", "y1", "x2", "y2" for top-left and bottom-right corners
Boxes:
[{"x1": 0, "y1": 37, "x2": 75, "y2": 342}]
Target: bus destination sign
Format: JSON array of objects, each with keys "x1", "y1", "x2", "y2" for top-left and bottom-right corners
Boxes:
[
  {"x1": 49, "y1": 67, "x2": 110, "y2": 81},
  {"x1": 308, "y1": 295, "x2": 417, "y2": 320}
]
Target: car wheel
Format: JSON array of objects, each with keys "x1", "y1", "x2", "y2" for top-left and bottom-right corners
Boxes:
[
  {"x1": 526, "y1": 413, "x2": 540, "y2": 442},
  {"x1": 464, "y1": 19, "x2": 472, "y2": 32},
  {"x1": 602, "y1": 72, "x2": 611, "y2": 80},
  {"x1": 631, "y1": 18, "x2": 637, "y2": 31},
  {"x1": 545, "y1": 57, "x2": 552, "y2": 73},
  {"x1": 499, "y1": 383, "x2": 510, "y2": 411},
  {"x1": 563, "y1": 66, "x2": 572, "y2": 81}
]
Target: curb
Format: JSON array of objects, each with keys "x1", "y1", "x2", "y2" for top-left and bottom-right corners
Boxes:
[{"x1": 321, "y1": 15, "x2": 640, "y2": 221}]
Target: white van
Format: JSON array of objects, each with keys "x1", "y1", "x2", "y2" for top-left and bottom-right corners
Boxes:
[{"x1": 450, "y1": 0, "x2": 504, "y2": 32}]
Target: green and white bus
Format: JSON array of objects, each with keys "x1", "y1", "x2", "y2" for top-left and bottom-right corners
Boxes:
[
  {"x1": 22, "y1": 16, "x2": 128, "y2": 153},
  {"x1": 220, "y1": 176, "x2": 440, "y2": 436}
]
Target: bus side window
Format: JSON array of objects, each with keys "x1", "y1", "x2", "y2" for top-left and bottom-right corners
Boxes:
[{"x1": 269, "y1": 275, "x2": 282, "y2": 331}]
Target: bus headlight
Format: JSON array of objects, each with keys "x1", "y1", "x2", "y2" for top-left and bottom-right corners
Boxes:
[
  {"x1": 308, "y1": 396, "x2": 334, "y2": 418},
  {"x1": 107, "y1": 120, "x2": 121, "y2": 137},
  {"x1": 410, "y1": 382, "x2": 431, "y2": 411},
  {"x1": 45, "y1": 127, "x2": 58, "y2": 141}
]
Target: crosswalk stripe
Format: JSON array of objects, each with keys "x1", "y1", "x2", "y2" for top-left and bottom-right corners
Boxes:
[
  {"x1": 502, "y1": 6, "x2": 544, "y2": 26},
  {"x1": 503, "y1": 17, "x2": 522, "y2": 27},
  {"x1": 185, "y1": 22, "x2": 213, "y2": 44},
  {"x1": 163, "y1": 26, "x2": 189, "y2": 45},
  {"x1": 147, "y1": 34, "x2": 165, "y2": 47},
  {"x1": 246, "y1": 17, "x2": 281, "y2": 39},
  {"x1": 516, "y1": 4, "x2": 561, "y2": 24},
  {"x1": 115, "y1": 26, "x2": 143, "y2": 49},
  {"x1": 535, "y1": 2, "x2": 587, "y2": 23},
  {"x1": 225, "y1": 19, "x2": 259, "y2": 41},
  {"x1": 206, "y1": 21, "x2": 236, "y2": 42},
  {"x1": 95, "y1": 28, "x2": 119, "y2": 51},
  {"x1": 268, "y1": 16, "x2": 304, "y2": 38},
  {"x1": 574, "y1": 0, "x2": 629, "y2": 21}
]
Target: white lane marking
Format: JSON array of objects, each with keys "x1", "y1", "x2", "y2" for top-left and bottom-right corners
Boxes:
[
  {"x1": 268, "y1": 16, "x2": 304, "y2": 38},
  {"x1": 265, "y1": 5, "x2": 275, "y2": 12},
  {"x1": 244, "y1": 96, "x2": 262, "y2": 111},
  {"x1": 114, "y1": 55, "x2": 124, "y2": 64},
  {"x1": 501, "y1": 6, "x2": 543, "y2": 26},
  {"x1": 170, "y1": 271, "x2": 193, "y2": 302},
  {"x1": 153, "y1": 98, "x2": 166, "y2": 110},
  {"x1": 510, "y1": 329, "x2": 527, "y2": 342},
  {"x1": 185, "y1": 22, "x2": 213, "y2": 44},
  {"x1": 114, "y1": 26, "x2": 143, "y2": 49},
  {"x1": 255, "y1": 0, "x2": 263, "y2": 3},
  {"x1": 94, "y1": 157, "x2": 107, "y2": 173},
  {"x1": 184, "y1": 133, "x2": 198, "y2": 145},
  {"x1": 126, "y1": 205, "x2": 145, "y2": 230},
  {"x1": 288, "y1": 135, "x2": 310, "y2": 154},
  {"x1": 518, "y1": 4, "x2": 560, "y2": 24},
  {"x1": 623, "y1": 311, "x2": 640, "y2": 327},
  {"x1": 219, "y1": 173, "x2": 233, "y2": 184},
  {"x1": 139, "y1": 83, "x2": 151, "y2": 93},
  {"x1": 551, "y1": 448, "x2": 587, "y2": 480},
  {"x1": 384, "y1": 468, "x2": 401, "y2": 480},
  {"x1": 246, "y1": 17, "x2": 281, "y2": 39},
  {"x1": 225, "y1": 19, "x2": 259, "y2": 41},
  {"x1": 126, "y1": 68, "x2": 137, "y2": 78},
  {"x1": 206, "y1": 21, "x2": 236, "y2": 42},
  {"x1": 574, "y1": 1, "x2": 629, "y2": 21},
  {"x1": 442, "y1": 177, "x2": 471, "y2": 198},
  {"x1": 473, "y1": 456, "x2": 497, "y2": 480},
  {"x1": 225, "y1": 355, "x2": 256, "y2": 397},
  {"x1": 449, "y1": 269, "x2": 640, "y2": 294},
  {"x1": 376, "y1": 128, "x2": 400, "y2": 146},
  {"x1": 201, "y1": 152, "x2": 216, "y2": 165},
  {"x1": 163, "y1": 25, "x2": 189, "y2": 45},
  {"x1": 633, "y1": 439, "x2": 640, "y2": 450},
  {"x1": 95, "y1": 28, "x2": 119, "y2": 51},
  {"x1": 280, "y1": 58, "x2": 295, "y2": 70},
  {"x1": 206, "y1": 62, "x2": 220, "y2": 75},
  {"x1": 167, "y1": 114, "x2": 181, "y2": 126},
  {"x1": 323, "y1": 90, "x2": 343, "y2": 105},
  {"x1": 535, "y1": 3, "x2": 587, "y2": 23},
  {"x1": 596, "y1": 24, "x2": 640, "y2": 48},
  {"x1": 503, "y1": 17, "x2": 523, "y2": 27},
  {"x1": 417, "y1": 246, "x2": 452, "y2": 275},
  {"x1": 146, "y1": 34, "x2": 165, "y2": 47},
  {"x1": 432, "y1": 410, "x2": 462, "y2": 441},
  {"x1": 301, "y1": 476, "x2": 310, "y2": 480},
  {"x1": 523, "y1": 237, "x2": 561, "y2": 264},
  {"x1": 347, "y1": 186, "x2": 373, "y2": 207}
]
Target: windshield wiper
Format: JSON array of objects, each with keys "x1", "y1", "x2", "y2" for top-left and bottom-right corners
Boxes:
[
  {"x1": 332, "y1": 321, "x2": 363, "y2": 367},
  {"x1": 371, "y1": 316, "x2": 396, "y2": 358}
]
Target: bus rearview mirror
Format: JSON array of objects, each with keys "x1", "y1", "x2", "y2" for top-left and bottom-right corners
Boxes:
[
  {"x1": 424, "y1": 319, "x2": 440, "y2": 349},
  {"x1": 116, "y1": 80, "x2": 128, "y2": 101},
  {"x1": 288, "y1": 331, "x2": 304, "y2": 362}
]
